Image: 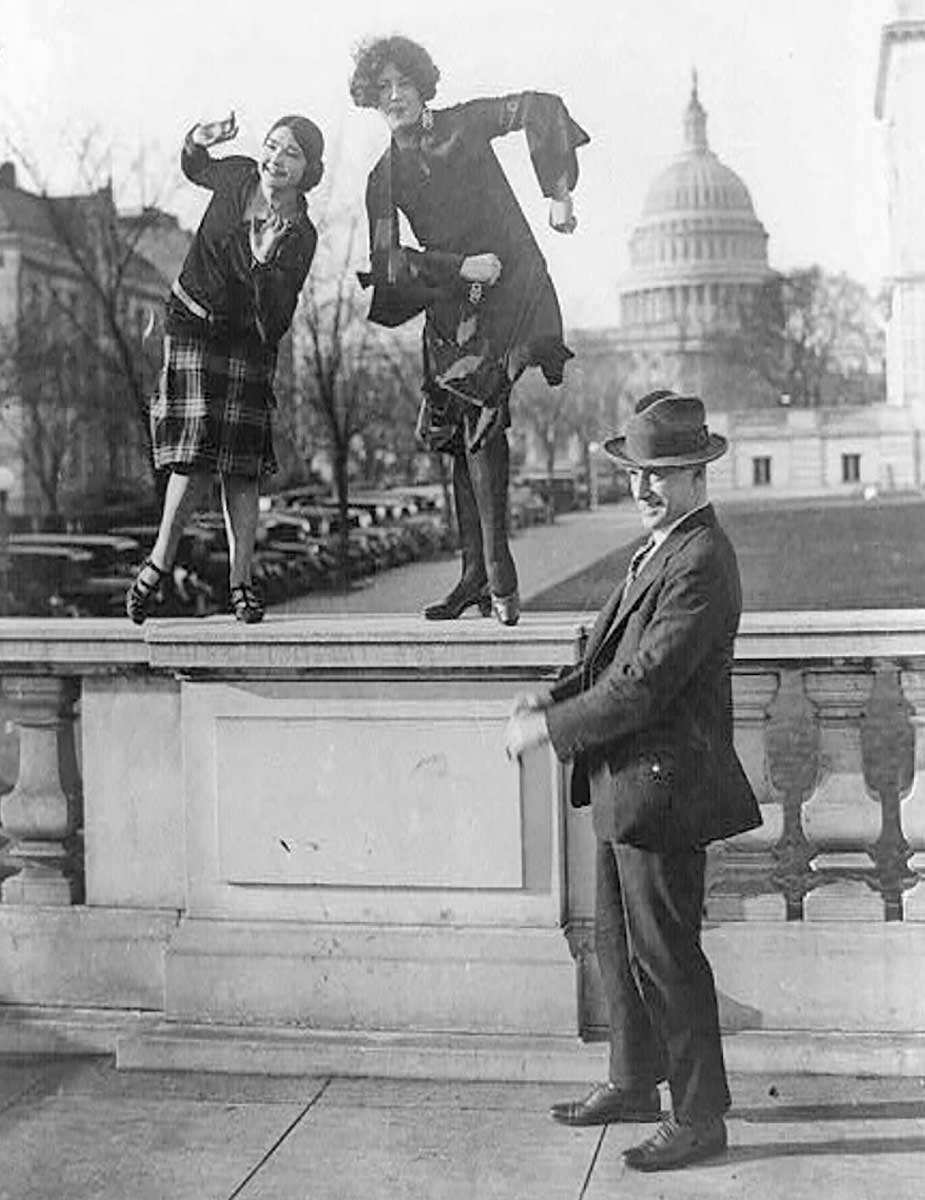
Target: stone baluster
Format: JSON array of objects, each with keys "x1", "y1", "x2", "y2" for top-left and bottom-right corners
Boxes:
[
  {"x1": 861, "y1": 663, "x2": 914, "y2": 921},
  {"x1": 764, "y1": 668, "x2": 819, "y2": 920},
  {"x1": 0, "y1": 676, "x2": 83, "y2": 904},
  {"x1": 707, "y1": 670, "x2": 783, "y2": 920},
  {"x1": 897, "y1": 666, "x2": 925, "y2": 920},
  {"x1": 802, "y1": 669, "x2": 882, "y2": 920},
  {"x1": 564, "y1": 920, "x2": 603, "y2": 1040}
]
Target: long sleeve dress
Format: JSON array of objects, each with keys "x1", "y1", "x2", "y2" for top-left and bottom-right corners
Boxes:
[
  {"x1": 360, "y1": 93, "x2": 589, "y2": 448},
  {"x1": 152, "y1": 135, "x2": 317, "y2": 477}
]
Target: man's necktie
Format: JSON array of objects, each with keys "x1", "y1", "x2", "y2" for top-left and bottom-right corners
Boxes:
[{"x1": 626, "y1": 539, "x2": 654, "y2": 585}]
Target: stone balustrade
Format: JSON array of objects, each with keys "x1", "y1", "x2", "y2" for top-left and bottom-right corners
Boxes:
[{"x1": 1, "y1": 610, "x2": 924, "y2": 1077}]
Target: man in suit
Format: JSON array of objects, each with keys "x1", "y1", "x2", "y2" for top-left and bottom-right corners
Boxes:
[{"x1": 504, "y1": 389, "x2": 761, "y2": 1172}]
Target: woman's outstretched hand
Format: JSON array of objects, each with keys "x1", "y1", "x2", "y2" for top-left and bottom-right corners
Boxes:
[
  {"x1": 549, "y1": 194, "x2": 577, "y2": 234},
  {"x1": 460, "y1": 253, "x2": 502, "y2": 286},
  {"x1": 191, "y1": 112, "x2": 238, "y2": 148}
]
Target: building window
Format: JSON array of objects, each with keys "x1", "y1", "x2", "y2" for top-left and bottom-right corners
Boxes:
[
  {"x1": 753, "y1": 456, "x2": 772, "y2": 486},
  {"x1": 842, "y1": 453, "x2": 861, "y2": 483}
]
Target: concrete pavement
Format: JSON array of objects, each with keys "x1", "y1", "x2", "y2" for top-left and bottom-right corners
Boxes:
[
  {"x1": 1, "y1": 1057, "x2": 923, "y2": 1199},
  {"x1": 272, "y1": 505, "x2": 644, "y2": 617}
]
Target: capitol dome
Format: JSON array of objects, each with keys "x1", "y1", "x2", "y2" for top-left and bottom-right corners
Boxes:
[
  {"x1": 620, "y1": 76, "x2": 771, "y2": 335},
  {"x1": 642, "y1": 154, "x2": 756, "y2": 218}
]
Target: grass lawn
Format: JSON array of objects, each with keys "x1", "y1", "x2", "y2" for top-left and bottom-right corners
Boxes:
[{"x1": 525, "y1": 494, "x2": 925, "y2": 612}]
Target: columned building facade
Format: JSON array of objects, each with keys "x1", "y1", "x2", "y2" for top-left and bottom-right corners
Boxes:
[
  {"x1": 617, "y1": 76, "x2": 775, "y2": 409},
  {"x1": 876, "y1": 1, "x2": 925, "y2": 424}
]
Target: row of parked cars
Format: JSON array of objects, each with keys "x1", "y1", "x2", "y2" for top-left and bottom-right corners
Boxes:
[
  {"x1": 4, "y1": 487, "x2": 461, "y2": 619},
  {"x1": 5, "y1": 476, "x2": 565, "y2": 620}
]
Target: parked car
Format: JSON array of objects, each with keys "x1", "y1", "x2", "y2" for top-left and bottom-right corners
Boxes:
[
  {"x1": 508, "y1": 483, "x2": 549, "y2": 530},
  {"x1": 8, "y1": 544, "x2": 95, "y2": 616},
  {"x1": 515, "y1": 473, "x2": 588, "y2": 515},
  {"x1": 11, "y1": 533, "x2": 143, "y2": 617}
]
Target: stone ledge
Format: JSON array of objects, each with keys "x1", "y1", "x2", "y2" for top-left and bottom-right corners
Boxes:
[
  {"x1": 114, "y1": 1024, "x2": 925, "y2": 1080},
  {"x1": 0, "y1": 617, "x2": 148, "y2": 673},
  {"x1": 144, "y1": 613, "x2": 583, "y2": 676},
  {"x1": 0, "y1": 907, "x2": 179, "y2": 1009},
  {"x1": 4, "y1": 612, "x2": 925, "y2": 677},
  {"x1": 164, "y1": 919, "x2": 577, "y2": 1035},
  {"x1": 117, "y1": 1024, "x2": 607, "y2": 1081},
  {"x1": 0, "y1": 1005, "x2": 164, "y2": 1055}
]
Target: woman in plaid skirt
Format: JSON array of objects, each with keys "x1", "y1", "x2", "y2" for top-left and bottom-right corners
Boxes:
[{"x1": 126, "y1": 111, "x2": 324, "y2": 624}]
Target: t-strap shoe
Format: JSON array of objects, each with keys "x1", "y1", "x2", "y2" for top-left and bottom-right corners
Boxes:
[
  {"x1": 126, "y1": 558, "x2": 169, "y2": 625},
  {"x1": 230, "y1": 582, "x2": 265, "y2": 624}
]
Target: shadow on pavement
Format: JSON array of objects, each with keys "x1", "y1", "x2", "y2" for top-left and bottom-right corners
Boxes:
[
  {"x1": 733, "y1": 1100, "x2": 925, "y2": 1123},
  {"x1": 723, "y1": 1134, "x2": 925, "y2": 1164}
]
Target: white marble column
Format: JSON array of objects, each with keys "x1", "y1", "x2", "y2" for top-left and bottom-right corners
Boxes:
[
  {"x1": 898, "y1": 667, "x2": 925, "y2": 918},
  {"x1": 707, "y1": 671, "x2": 784, "y2": 920},
  {"x1": 802, "y1": 670, "x2": 883, "y2": 920},
  {"x1": 0, "y1": 676, "x2": 82, "y2": 904}
]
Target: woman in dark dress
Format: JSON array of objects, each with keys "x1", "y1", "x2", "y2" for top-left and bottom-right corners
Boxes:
[
  {"x1": 126, "y1": 111, "x2": 324, "y2": 624},
  {"x1": 351, "y1": 36, "x2": 589, "y2": 625}
]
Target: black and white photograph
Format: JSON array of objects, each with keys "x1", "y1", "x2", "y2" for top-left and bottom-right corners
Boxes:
[{"x1": 1, "y1": 0, "x2": 924, "y2": 1196}]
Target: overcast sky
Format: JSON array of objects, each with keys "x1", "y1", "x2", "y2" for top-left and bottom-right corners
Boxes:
[{"x1": 1, "y1": 0, "x2": 896, "y2": 328}]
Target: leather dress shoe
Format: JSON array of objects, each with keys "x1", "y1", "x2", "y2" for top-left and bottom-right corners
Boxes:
[
  {"x1": 491, "y1": 590, "x2": 520, "y2": 627},
  {"x1": 623, "y1": 1114, "x2": 727, "y2": 1171},
  {"x1": 550, "y1": 1083, "x2": 661, "y2": 1126},
  {"x1": 423, "y1": 580, "x2": 491, "y2": 620}
]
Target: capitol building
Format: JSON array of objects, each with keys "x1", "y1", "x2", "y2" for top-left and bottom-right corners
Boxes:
[
  {"x1": 564, "y1": 75, "x2": 920, "y2": 497},
  {"x1": 617, "y1": 75, "x2": 775, "y2": 411}
]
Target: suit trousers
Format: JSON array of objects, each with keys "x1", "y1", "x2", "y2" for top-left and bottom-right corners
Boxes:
[
  {"x1": 595, "y1": 838, "x2": 731, "y2": 1122},
  {"x1": 452, "y1": 418, "x2": 517, "y2": 597}
]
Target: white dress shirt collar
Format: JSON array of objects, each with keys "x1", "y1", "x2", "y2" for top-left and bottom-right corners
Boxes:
[{"x1": 649, "y1": 501, "x2": 711, "y2": 550}]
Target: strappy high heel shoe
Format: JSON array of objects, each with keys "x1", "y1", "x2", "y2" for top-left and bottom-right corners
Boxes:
[
  {"x1": 125, "y1": 558, "x2": 169, "y2": 625},
  {"x1": 491, "y1": 590, "x2": 520, "y2": 627},
  {"x1": 229, "y1": 582, "x2": 265, "y2": 624},
  {"x1": 423, "y1": 578, "x2": 492, "y2": 621}
]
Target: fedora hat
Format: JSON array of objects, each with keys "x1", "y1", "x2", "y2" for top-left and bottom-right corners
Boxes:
[{"x1": 603, "y1": 389, "x2": 727, "y2": 468}]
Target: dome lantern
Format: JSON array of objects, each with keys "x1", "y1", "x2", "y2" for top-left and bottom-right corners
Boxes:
[{"x1": 684, "y1": 68, "x2": 709, "y2": 153}]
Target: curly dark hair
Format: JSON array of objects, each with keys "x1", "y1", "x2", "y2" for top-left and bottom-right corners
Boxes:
[{"x1": 349, "y1": 35, "x2": 440, "y2": 108}]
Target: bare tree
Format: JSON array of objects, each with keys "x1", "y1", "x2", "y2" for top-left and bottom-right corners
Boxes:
[
  {"x1": 351, "y1": 336, "x2": 423, "y2": 489},
  {"x1": 0, "y1": 132, "x2": 180, "y2": 514},
  {"x1": 513, "y1": 371, "x2": 572, "y2": 519},
  {"x1": 287, "y1": 214, "x2": 423, "y2": 586},
  {"x1": 514, "y1": 347, "x2": 664, "y2": 516},
  {"x1": 0, "y1": 313, "x2": 85, "y2": 516},
  {"x1": 711, "y1": 266, "x2": 886, "y2": 408}
]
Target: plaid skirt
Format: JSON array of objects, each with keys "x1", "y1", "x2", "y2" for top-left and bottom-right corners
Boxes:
[{"x1": 151, "y1": 333, "x2": 278, "y2": 477}]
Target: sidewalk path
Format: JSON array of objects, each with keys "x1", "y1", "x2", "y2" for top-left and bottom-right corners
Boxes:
[
  {"x1": 1, "y1": 1057, "x2": 922, "y2": 1200},
  {"x1": 273, "y1": 505, "x2": 642, "y2": 617}
]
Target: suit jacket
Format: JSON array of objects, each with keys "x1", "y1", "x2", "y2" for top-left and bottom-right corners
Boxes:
[{"x1": 544, "y1": 505, "x2": 761, "y2": 852}]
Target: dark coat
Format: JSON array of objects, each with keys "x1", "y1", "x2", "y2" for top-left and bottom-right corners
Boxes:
[
  {"x1": 359, "y1": 93, "x2": 589, "y2": 398},
  {"x1": 544, "y1": 505, "x2": 761, "y2": 852},
  {"x1": 174, "y1": 135, "x2": 317, "y2": 348}
]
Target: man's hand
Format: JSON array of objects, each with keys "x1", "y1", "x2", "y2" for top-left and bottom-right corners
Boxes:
[
  {"x1": 249, "y1": 212, "x2": 293, "y2": 264},
  {"x1": 191, "y1": 111, "x2": 238, "y2": 148},
  {"x1": 504, "y1": 708, "x2": 550, "y2": 761},
  {"x1": 460, "y1": 253, "x2": 502, "y2": 285}
]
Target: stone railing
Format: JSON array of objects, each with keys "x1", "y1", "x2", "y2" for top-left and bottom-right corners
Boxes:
[
  {"x1": 1, "y1": 611, "x2": 924, "y2": 1077},
  {"x1": 716, "y1": 612, "x2": 925, "y2": 923}
]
